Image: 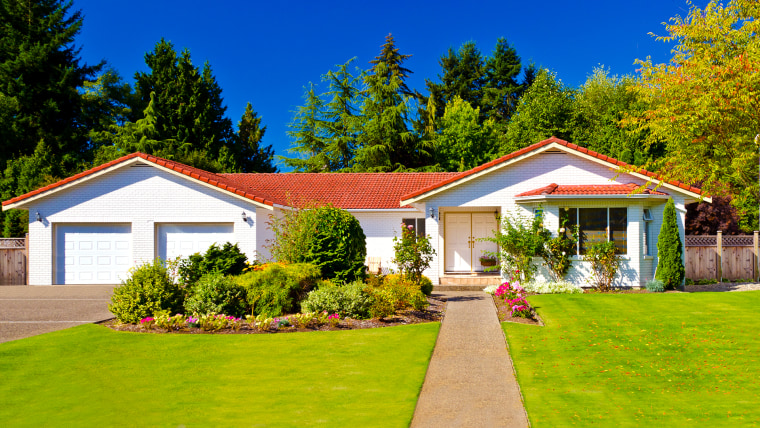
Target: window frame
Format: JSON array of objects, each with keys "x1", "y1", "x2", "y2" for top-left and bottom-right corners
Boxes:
[
  {"x1": 402, "y1": 218, "x2": 426, "y2": 237},
  {"x1": 560, "y1": 207, "x2": 628, "y2": 255}
]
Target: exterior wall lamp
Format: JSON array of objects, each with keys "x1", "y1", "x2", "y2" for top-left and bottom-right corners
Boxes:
[
  {"x1": 35, "y1": 212, "x2": 42, "y2": 222},
  {"x1": 242, "y1": 212, "x2": 248, "y2": 222},
  {"x1": 428, "y1": 207, "x2": 436, "y2": 220}
]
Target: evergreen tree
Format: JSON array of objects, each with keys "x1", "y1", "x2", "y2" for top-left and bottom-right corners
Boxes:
[
  {"x1": 129, "y1": 39, "x2": 237, "y2": 170},
  {"x1": 425, "y1": 42, "x2": 485, "y2": 120},
  {"x1": 0, "y1": 0, "x2": 101, "y2": 168},
  {"x1": 481, "y1": 38, "x2": 522, "y2": 123},
  {"x1": 353, "y1": 34, "x2": 426, "y2": 171},
  {"x1": 235, "y1": 102, "x2": 276, "y2": 173},
  {"x1": 655, "y1": 198, "x2": 685, "y2": 289},
  {"x1": 282, "y1": 83, "x2": 329, "y2": 172}
]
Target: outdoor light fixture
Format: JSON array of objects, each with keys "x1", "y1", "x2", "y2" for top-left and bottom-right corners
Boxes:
[
  {"x1": 241, "y1": 212, "x2": 248, "y2": 222},
  {"x1": 35, "y1": 212, "x2": 42, "y2": 222},
  {"x1": 428, "y1": 207, "x2": 435, "y2": 220},
  {"x1": 494, "y1": 210, "x2": 499, "y2": 219}
]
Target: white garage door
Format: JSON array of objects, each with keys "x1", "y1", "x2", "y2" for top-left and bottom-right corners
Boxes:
[
  {"x1": 55, "y1": 225, "x2": 132, "y2": 285},
  {"x1": 157, "y1": 223, "x2": 234, "y2": 261}
]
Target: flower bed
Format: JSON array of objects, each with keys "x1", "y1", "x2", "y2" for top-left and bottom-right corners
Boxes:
[
  {"x1": 103, "y1": 296, "x2": 445, "y2": 334},
  {"x1": 486, "y1": 281, "x2": 541, "y2": 325}
]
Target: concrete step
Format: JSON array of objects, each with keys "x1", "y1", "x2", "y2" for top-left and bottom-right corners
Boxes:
[
  {"x1": 433, "y1": 284, "x2": 492, "y2": 292},
  {"x1": 435, "y1": 274, "x2": 502, "y2": 292}
]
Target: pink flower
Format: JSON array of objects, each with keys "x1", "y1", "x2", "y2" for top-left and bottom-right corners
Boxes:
[{"x1": 140, "y1": 317, "x2": 154, "y2": 323}]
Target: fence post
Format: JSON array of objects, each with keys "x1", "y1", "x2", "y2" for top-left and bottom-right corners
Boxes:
[
  {"x1": 717, "y1": 230, "x2": 723, "y2": 282},
  {"x1": 25, "y1": 233, "x2": 29, "y2": 286},
  {"x1": 755, "y1": 231, "x2": 759, "y2": 282}
]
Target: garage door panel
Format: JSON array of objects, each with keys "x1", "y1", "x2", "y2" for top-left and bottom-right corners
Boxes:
[
  {"x1": 55, "y1": 225, "x2": 132, "y2": 285},
  {"x1": 157, "y1": 223, "x2": 234, "y2": 261}
]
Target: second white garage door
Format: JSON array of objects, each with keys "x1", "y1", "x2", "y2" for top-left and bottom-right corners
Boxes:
[{"x1": 156, "y1": 223, "x2": 234, "y2": 260}]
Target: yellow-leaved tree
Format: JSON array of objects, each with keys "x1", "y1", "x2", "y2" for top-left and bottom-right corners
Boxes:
[{"x1": 629, "y1": 0, "x2": 760, "y2": 230}]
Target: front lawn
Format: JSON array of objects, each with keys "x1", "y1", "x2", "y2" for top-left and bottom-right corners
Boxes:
[
  {"x1": 503, "y1": 291, "x2": 760, "y2": 427},
  {"x1": 0, "y1": 323, "x2": 439, "y2": 427}
]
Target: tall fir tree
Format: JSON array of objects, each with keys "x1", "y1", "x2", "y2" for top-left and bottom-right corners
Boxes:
[
  {"x1": 0, "y1": 0, "x2": 101, "y2": 168},
  {"x1": 234, "y1": 102, "x2": 276, "y2": 173},
  {"x1": 656, "y1": 198, "x2": 685, "y2": 289},
  {"x1": 481, "y1": 38, "x2": 522, "y2": 123},
  {"x1": 425, "y1": 42, "x2": 485, "y2": 120},
  {"x1": 282, "y1": 83, "x2": 329, "y2": 172},
  {"x1": 353, "y1": 34, "x2": 427, "y2": 171}
]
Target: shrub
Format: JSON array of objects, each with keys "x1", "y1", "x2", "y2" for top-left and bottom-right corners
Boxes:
[
  {"x1": 485, "y1": 209, "x2": 550, "y2": 282},
  {"x1": 522, "y1": 280, "x2": 583, "y2": 294},
  {"x1": 301, "y1": 281, "x2": 373, "y2": 319},
  {"x1": 583, "y1": 241, "x2": 620, "y2": 291},
  {"x1": 645, "y1": 278, "x2": 666, "y2": 293},
  {"x1": 184, "y1": 272, "x2": 248, "y2": 317},
  {"x1": 109, "y1": 260, "x2": 184, "y2": 324},
  {"x1": 176, "y1": 242, "x2": 248, "y2": 286},
  {"x1": 419, "y1": 275, "x2": 434, "y2": 296},
  {"x1": 235, "y1": 263, "x2": 321, "y2": 317},
  {"x1": 268, "y1": 204, "x2": 367, "y2": 283},
  {"x1": 656, "y1": 198, "x2": 685, "y2": 289},
  {"x1": 366, "y1": 275, "x2": 428, "y2": 319},
  {"x1": 392, "y1": 223, "x2": 435, "y2": 286},
  {"x1": 542, "y1": 222, "x2": 578, "y2": 281}
]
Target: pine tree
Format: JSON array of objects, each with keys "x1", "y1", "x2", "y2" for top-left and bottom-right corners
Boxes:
[
  {"x1": 353, "y1": 34, "x2": 426, "y2": 171},
  {"x1": 235, "y1": 102, "x2": 276, "y2": 173},
  {"x1": 425, "y1": 42, "x2": 485, "y2": 120},
  {"x1": 481, "y1": 38, "x2": 522, "y2": 123},
  {"x1": 282, "y1": 83, "x2": 329, "y2": 172},
  {"x1": 655, "y1": 198, "x2": 685, "y2": 289}
]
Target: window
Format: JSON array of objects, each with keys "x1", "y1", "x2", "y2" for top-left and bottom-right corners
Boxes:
[
  {"x1": 560, "y1": 207, "x2": 628, "y2": 255},
  {"x1": 643, "y1": 208, "x2": 653, "y2": 256},
  {"x1": 402, "y1": 218, "x2": 426, "y2": 237},
  {"x1": 533, "y1": 208, "x2": 543, "y2": 219}
]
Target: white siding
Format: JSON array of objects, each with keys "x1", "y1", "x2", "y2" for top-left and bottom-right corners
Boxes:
[{"x1": 25, "y1": 164, "x2": 261, "y2": 285}]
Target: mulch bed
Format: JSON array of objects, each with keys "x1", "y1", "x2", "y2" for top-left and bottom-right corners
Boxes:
[{"x1": 101, "y1": 295, "x2": 446, "y2": 335}]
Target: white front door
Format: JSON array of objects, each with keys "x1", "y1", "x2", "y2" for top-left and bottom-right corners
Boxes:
[
  {"x1": 444, "y1": 212, "x2": 499, "y2": 272},
  {"x1": 156, "y1": 223, "x2": 234, "y2": 260},
  {"x1": 55, "y1": 224, "x2": 132, "y2": 285},
  {"x1": 445, "y1": 213, "x2": 472, "y2": 272}
]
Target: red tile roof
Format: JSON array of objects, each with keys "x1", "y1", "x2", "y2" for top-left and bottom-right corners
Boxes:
[
  {"x1": 2, "y1": 152, "x2": 278, "y2": 208},
  {"x1": 400, "y1": 136, "x2": 704, "y2": 201},
  {"x1": 222, "y1": 172, "x2": 459, "y2": 209},
  {"x1": 515, "y1": 183, "x2": 669, "y2": 197}
]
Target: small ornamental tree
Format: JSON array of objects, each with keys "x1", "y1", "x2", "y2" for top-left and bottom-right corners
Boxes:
[
  {"x1": 656, "y1": 198, "x2": 685, "y2": 289},
  {"x1": 542, "y1": 221, "x2": 578, "y2": 281},
  {"x1": 487, "y1": 209, "x2": 550, "y2": 282},
  {"x1": 583, "y1": 241, "x2": 620, "y2": 291},
  {"x1": 392, "y1": 223, "x2": 435, "y2": 285}
]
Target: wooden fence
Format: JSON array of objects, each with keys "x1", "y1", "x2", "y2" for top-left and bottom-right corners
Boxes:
[
  {"x1": 0, "y1": 236, "x2": 27, "y2": 285},
  {"x1": 685, "y1": 232, "x2": 758, "y2": 281}
]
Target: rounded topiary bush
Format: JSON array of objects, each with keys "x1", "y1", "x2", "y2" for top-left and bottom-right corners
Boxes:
[
  {"x1": 301, "y1": 280, "x2": 373, "y2": 319},
  {"x1": 304, "y1": 205, "x2": 367, "y2": 283},
  {"x1": 419, "y1": 275, "x2": 434, "y2": 296},
  {"x1": 184, "y1": 271, "x2": 247, "y2": 317},
  {"x1": 109, "y1": 260, "x2": 184, "y2": 323}
]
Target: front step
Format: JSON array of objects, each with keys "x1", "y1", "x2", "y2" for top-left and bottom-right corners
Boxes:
[{"x1": 434, "y1": 274, "x2": 502, "y2": 292}]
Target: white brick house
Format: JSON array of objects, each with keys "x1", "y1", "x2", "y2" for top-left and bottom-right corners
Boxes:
[{"x1": 2, "y1": 137, "x2": 707, "y2": 286}]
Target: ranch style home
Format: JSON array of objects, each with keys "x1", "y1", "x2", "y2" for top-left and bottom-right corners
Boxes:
[{"x1": 2, "y1": 137, "x2": 708, "y2": 287}]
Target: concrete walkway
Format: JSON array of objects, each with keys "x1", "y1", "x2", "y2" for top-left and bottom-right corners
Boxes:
[{"x1": 411, "y1": 291, "x2": 530, "y2": 428}]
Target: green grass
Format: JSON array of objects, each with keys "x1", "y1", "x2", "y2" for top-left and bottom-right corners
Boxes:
[
  {"x1": 0, "y1": 323, "x2": 439, "y2": 427},
  {"x1": 503, "y1": 292, "x2": 760, "y2": 427}
]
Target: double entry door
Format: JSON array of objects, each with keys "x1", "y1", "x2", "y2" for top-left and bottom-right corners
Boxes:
[{"x1": 444, "y1": 212, "x2": 498, "y2": 272}]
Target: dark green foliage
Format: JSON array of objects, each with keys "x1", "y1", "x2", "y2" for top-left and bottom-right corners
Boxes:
[
  {"x1": 108, "y1": 260, "x2": 183, "y2": 323},
  {"x1": 392, "y1": 223, "x2": 435, "y2": 285},
  {"x1": 0, "y1": 0, "x2": 101, "y2": 167},
  {"x1": 300, "y1": 280, "x2": 373, "y2": 319},
  {"x1": 236, "y1": 263, "x2": 321, "y2": 316},
  {"x1": 419, "y1": 275, "x2": 433, "y2": 296},
  {"x1": 487, "y1": 209, "x2": 551, "y2": 282},
  {"x1": 234, "y1": 102, "x2": 276, "y2": 173},
  {"x1": 426, "y1": 42, "x2": 486, "y2": 115},
  {"x1": 183, "y1": 272, "x2": 247, "y2": 317},
  {"x1": 656, "y1": 199, "x2": 685, "y2": 289},
  {"x1": 176, "y1": 242, "x2": 248, "y2": 286},
  {"x1": 269, "y1": 204, "x2": 367, "y2": 282}
]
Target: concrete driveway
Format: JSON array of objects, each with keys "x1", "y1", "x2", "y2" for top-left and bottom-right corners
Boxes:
[{"x1": 0, "y1": 285, "x2": 116, "y2": 344}]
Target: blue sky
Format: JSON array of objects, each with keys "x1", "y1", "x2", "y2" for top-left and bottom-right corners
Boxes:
[{"x1": 74, "y1": 0, "x2": 706, "y2": 165}]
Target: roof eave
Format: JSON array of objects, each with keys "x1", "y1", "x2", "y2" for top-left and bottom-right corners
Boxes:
[{"x1": 514, "y1": 194, "x2": 672, "y2": 202}]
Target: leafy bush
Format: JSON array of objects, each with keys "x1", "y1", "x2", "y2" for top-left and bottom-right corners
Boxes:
[
  {"x1": 268, "y1": 204, "x2": 367, "y2": 283},
  {"x1": 176, "y1": 242, "x2": 248, "y2": 286},
  {"x1": 301, "y1": 280, "x2": 373, "y2": 319},
  {"x1": 485, "y1": 209, "x2": 550, "y2": 282},
  {"x1": 392, "y1": 223, "x2": 435, "y2": 285},
  {"x1": 184, "y1": 272, "x2": 248, "y2": 317},
  {"x1": 583, "y1": 241, "x2": 621, "y2": 291},
  {"x1": 109, "y1": 260, "x2": 184, "y2": 324},
  {"x1": 542, "y1": 222, "x2": 578, "y2": 281},
  {"x1": 235, "y1": 263, "x2": 321, "y2": 317},
  {"x1": 656, "y1": 199, "x2": 685, "y2": 289},
  {"x1": 522, "y1": 280, "x2": 583, "y2": 294},
  {"x1": 645, "y1": 279, "x2": 666, "y2": 293},
  {"x1": 419, "y1": 275, "x2": 434, "y2": 296},
  {"x1": 366, "y1": 275, "x2": 428, "y2": 319}
]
